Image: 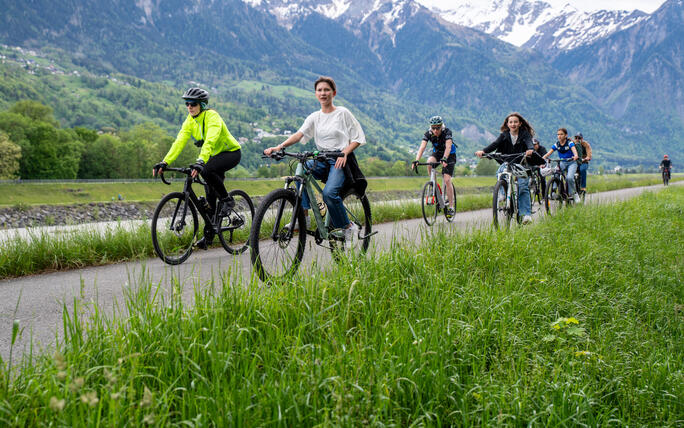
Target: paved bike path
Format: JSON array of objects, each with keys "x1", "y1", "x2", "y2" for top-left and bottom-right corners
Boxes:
[{"x1": 0, "y1": 183, "x2": 678, "y2": 363}]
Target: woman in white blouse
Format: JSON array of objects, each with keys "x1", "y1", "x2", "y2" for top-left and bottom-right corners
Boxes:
[{"x1": 263, "y1": 76, "x2": 366, "y2": 235}]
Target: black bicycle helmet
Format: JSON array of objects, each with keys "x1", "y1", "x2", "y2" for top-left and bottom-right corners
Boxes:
[
  {"x1": 182, "y1": 87, "x2": 209, "y2": 102},
  {"x1": 429, "y1": 115, "x2": 443, "y2": 126}
]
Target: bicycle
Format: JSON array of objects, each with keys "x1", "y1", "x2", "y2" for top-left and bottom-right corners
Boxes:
[
  {"x1": 544, "y1": 159, "x2": 583, "y2": 214},
  {"x1": 249, "y1": 150, "x2": 376, "y2": 282},
  {"x1": 484, "y1": 153, "x2": 534, "y2": 228},
  {"x1": 412, "y1": 161, "x2": 457, "y2": 225},
  {"x1": 152, "y1": 166, "x2": 254, "y2": 265},
  {"x1": 661, "y1": 167, "x2": 671, "y2": 185},
  {"x1": 528, "y1": 166, "x2": 545, "y2": 207}
]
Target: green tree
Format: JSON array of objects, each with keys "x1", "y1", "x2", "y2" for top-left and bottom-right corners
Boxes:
[
  {"x1": 0, "y1": 132, "x2": 21, "y2": 179},
  {"x1": 79, "y1": 134, "x2": 126, "y2": 178},
  {"x1": 9, "y1": 100, "x2": 59, "y2": 127},
  {"x1": 474, "y1": 158, "x2": 498, "y2": 176},
  {"x1": 120, "y1": 123, "x2": 174, "y2": 178}
]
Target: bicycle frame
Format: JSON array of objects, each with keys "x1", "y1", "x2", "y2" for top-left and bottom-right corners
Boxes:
[
  {"x1": 160, "y1": 168, "x2": 218, "y2": 233},
  {"x1": 284, "y1": 161, "x2": 334, "y2": 241}
]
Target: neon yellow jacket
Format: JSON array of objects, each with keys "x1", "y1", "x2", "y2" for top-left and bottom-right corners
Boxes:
[{"x1": 163, "y1": 109, "x2": 241, "y2": 164}]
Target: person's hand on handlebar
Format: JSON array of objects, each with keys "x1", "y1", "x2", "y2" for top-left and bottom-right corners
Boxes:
[
  {"x1": 152, "y1": 161, "x2": 167, "y2": 177},
  {"x1": 475, "y1": 150, "x2": 485, "y2": 158},
  {"x1": 334, "y1": 151, "x2": 348, "y2": 169},
  {"x1": 411, "y1": 160, "x2": 419, "y2": 170},
  {"x1": 190, "y1": 159, "x2": 204, "y2": 179},
  {"x1": 525, "y1": 149, "x2": 534, "y2": 157},
  {"x1": 263, "y1": 144, "x2": 285, "y2": 157}
]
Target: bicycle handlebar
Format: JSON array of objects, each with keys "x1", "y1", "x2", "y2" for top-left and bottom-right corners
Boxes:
[
  {"x1": 262, "y1": 149, "x2": 344, "y2": 163},
  {"x1": 412, "y1": 160, "x2": 442, "y2": 175},
  {"x1": 156, "y1": 166, "x2": 207, "y2": 186}
]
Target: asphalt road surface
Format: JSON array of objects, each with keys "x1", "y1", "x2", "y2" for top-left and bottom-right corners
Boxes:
[{"x1": 0, "y1": 182, "x2": 678, "y2": 363}]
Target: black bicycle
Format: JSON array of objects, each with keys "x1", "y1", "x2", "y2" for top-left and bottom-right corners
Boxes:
[
  {"x1": 661, "y1": 166, "x2": 671, "y2": 186},
  {"x1": 250, "y1": 150, "x2": 375, "y2": 282},
  {"x1": 152, "y1": 166, "x2": 254, "y2": 265},
  {"x1": 545, "y1": 159, "x2": 582, "y2": 214}
]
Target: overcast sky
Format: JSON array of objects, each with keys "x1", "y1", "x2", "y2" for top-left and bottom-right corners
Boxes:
[{"x1": 541, "y1": 0, "x2": 664, "y2": 13}]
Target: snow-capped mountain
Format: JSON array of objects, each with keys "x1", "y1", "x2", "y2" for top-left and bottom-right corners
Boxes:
[
  {"x1": 243, "y1": 0, "x2": 423, "y2": 47},
  {"x1": 244, "y1": 0, "x2": 648, "y2": 56},
  {"x1": 416, "y1": 0, "x2": 647, "y2": 54}
]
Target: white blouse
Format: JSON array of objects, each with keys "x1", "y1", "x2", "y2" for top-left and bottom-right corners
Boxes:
[{"x1": 298, "y1": 106, "x2": 366, "y2": 151}]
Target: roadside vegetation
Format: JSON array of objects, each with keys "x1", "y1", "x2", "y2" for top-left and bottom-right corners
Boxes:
[
  {"x1": 0, "y1": 187, "x2": 681, "y2": 426},
  {"x1": 0, "y1": 174, "x2": 678, "y2": 206}
]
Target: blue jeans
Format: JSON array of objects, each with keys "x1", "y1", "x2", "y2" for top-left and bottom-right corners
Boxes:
[
  {"x1": 579, "y1": 163, "x2": 588, "y2": 189},
  {"x1": 560, "y1": 160, "x2": 578, "y2": 196},
  {"x1": 497, "y1": 164, "x2": 531, "y2": 216},
  {"x1": 299, "y1": 159, "x2": 350, "y2": 229}
]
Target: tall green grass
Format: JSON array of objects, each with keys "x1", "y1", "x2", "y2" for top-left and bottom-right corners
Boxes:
[{"x1": 1, "y1": 188, "x2": 681, "y2": 426}]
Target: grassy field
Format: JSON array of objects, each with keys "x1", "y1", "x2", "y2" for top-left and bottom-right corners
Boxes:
[
  {"x1": 1, "y1": 174, "x2": 678, "y2": 206},
  {"x1": 0, "y1": 187, "x2": 681, "y2": 426}
]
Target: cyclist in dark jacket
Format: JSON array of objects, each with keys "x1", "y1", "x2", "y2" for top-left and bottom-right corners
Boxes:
[
  {"x1": 412, "y1": 115, "x2": 457, "y2": 216},
  {"x1": 475, "y1": 112, "x2": 536, "y2": 224},
  {"x1": 660, "y1": 155, "x2": 672, "y2": 179}
]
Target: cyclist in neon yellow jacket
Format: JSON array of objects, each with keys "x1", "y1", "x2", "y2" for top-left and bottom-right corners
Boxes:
[{"x1": 153, "y1": 87, "x2": 242, "y2": 249}]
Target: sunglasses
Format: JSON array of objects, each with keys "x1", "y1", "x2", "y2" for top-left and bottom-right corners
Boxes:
[
  {"x1": 431, "y1": 126, "x2": 441, "y2": 130},
  {"x1": 185, "y1": 101, "x2": 199, "y2": 107}
]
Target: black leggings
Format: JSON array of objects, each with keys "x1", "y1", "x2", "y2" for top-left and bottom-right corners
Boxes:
[{"x1": 201, "y1": 149, "x2": 241, "y2": 212}]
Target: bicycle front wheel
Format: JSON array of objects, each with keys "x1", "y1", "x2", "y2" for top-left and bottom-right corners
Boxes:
[
  {"x1": 545, "y1": 177, "x2": 563, "y2": 215},
  {"x1": 218, "y1": 189, "x2": 254, "y2": 255},
  {"x1": 249, "y1": 189, "x2": 306, "y2": 282},
  {"x1": 421, "y1": 181, "x2": 438, "y2": 226},
  {"x1": 151, "y1": 192, "x2": 198, "y2": 265},
  {"x1": 493, "y1": 180, "x2": 511, "y2": 228}
]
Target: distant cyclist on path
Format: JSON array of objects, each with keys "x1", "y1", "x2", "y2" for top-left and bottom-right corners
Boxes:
[
  {"x1": 542, "y1": 128, "x2": 580, "y2": 203},
  {"x1": 412, "y1": 115, "x2": 457, "y2": 217}
]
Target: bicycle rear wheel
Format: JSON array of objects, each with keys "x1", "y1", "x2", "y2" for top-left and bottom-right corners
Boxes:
[
  {"x1": 545, "y1": 178, "x2": 563, "y2": 215},
  {"x1": 218, "y1": 189, "x2": 254, "y2": 255},
  {"x1": 249, "y1": 189, "x2": 306, "y2": 282},
  {"x1": 492, "y1": 180, "x2": 511, "y2": 228},
  {"x1": 151, "y1": 192, "x2": 198, "y2": 265},
  {"x1": 329, "y1": 190, "x2": 372, "y2": 257},
  {"x1": 421, "y1": 182, "x2": 438, "y2": 226}
]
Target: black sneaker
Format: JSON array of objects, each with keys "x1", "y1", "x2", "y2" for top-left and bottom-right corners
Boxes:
[
  {"x1": 217, "y1": 196, "x2": 235, "y2": 217},
  {"x1": 195, "y1": 233, "x2": 214, "y2": 250}
]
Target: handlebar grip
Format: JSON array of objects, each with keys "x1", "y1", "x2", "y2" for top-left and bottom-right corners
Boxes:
[{"x1": 160, "y1": 172, "x2": 171, "y2": 185}]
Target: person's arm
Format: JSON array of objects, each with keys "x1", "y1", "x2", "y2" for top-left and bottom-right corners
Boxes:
[
  {"x1": 542, "y1": 147, "x2": 555, "y2": 160},
  {"x1": 582, "y1": 141, "x2": 592, "y2": 161},
  {"x1": 264, "y1": 131, "x2": 304, "y2": 156},
  {"x1": 476, "y1": 133, "x2": 503, "y2": 157},
  {"x1": 571, "y1": 145, "x2": 579, "y2": 161},
  {"x1": 162, "y1": 116, "x2": 192, "y2": 165},
  {"x1": 414, "y1": 140, "x2": 428, "y2": 169},
  {"x1": 522, "y1": 133, "x2": 534, "y2": 157},
  {"x1": 442, "y1": 138, "x2": 453, "y2": 166},
  {"x1": 335, "y1": 109, "x2": 366, "y2": 169}
]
